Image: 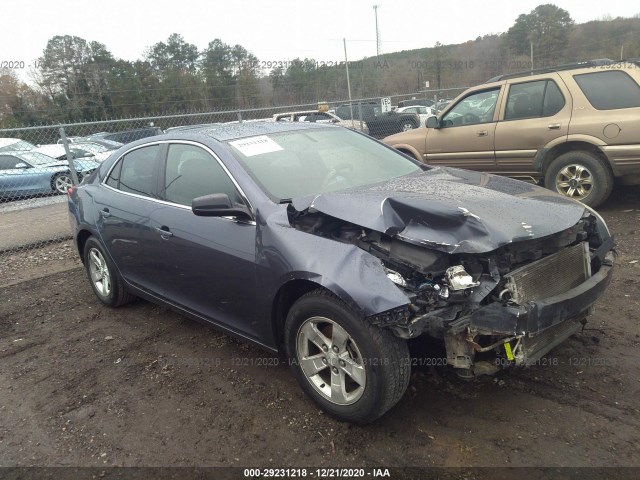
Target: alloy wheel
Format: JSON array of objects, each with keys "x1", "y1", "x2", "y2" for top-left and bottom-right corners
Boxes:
[
  {"x1": 296, "y1": 316, "x2": 366, "y2": 405},
  {"x1": 555, "y1": 164, "x2": 594, "y2": 200},
  {"x1": 54, "y1": 174, "x2": 73, "y2": 194},
  {"x1": 88, "y1": 248, "x2": 111, "y2": 297}
]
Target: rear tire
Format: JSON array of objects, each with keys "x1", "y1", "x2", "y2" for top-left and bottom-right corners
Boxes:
[
  {"x1": 401, "y1": 120, "x2": 417, "y2": 131},
  {"x1": 51, "y1": 172, "x2": 73, "y2": 195},
  {"x1": 284, "y1": 289, "x2": 410, "y2": 424},
  {"x1": 544, "y1": 150, "x2": 613, "y2": 207},
  {"x1": 83, "y1": 236, "x2": 135, "y2": 307}
]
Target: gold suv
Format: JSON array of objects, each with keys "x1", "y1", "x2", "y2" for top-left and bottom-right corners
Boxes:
[{"x1": 383, "y1": 60, "x2": 640, "y2": 207}]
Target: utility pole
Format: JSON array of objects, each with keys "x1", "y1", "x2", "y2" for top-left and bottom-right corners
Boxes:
[
  {"x1": 343, "y1": 38, "x2": 355, "y2": 129},
  {"x1": 373, "y1": 4, "x2": 382, "y2": 96},
  {"x1": 373, "y1": 5, "x2": 381, "y2": 58},
  {"x1": 530, "y1": 41, "x2": 534, "y2": 74}
]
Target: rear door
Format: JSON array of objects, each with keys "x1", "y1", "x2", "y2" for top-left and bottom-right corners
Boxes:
[
  {"x1": 424, "y1": 86, "x2": 502, "y2": 170},
  {"x1": 494, "y1": 75, "x2": 571, "y2": 176},
  {"x1": 94, "y1": 143, "x2": 164, "y2": 291}
]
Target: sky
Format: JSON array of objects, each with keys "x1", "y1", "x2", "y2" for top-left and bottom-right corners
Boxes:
[{"x1": 2, "y1": 0, "x2": 639, "y2": 79}]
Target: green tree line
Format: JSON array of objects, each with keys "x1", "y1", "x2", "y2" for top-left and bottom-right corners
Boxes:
[{"x1": 1, "y1": 4, "x2": 639, "y2": 127}]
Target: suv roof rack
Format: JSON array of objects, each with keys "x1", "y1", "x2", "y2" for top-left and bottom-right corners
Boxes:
[{"x1": 485, "y1": 58, "x2": 618, "y2": 83}]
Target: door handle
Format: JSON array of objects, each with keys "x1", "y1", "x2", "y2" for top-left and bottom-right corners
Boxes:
[
  {"x1": 99, "y1": 209, "x2": 111, "y2": 218},
  {"x1": 548, "y1": 123, "x2": 561, "y2": 130},
  {"x1": 154, "y1": 226, "x2": 173, "y2": 238},
  {"x1": 477, "y1": 130, "x2": 488, "y2": 137}
]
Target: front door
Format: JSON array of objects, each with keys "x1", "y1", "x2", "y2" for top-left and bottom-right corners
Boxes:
[
  {"x1": 148, "y1": 142, "x2": 258, "y2": 337},
  {"x1": 0, "y1": 155, "x2": 40, "y2": 195},
  {"x1": 425, "y1": 87, "x2": 502, "y2": 171}
]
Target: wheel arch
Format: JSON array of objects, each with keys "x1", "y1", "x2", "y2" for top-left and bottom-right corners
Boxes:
[
  {"x1": 400, "y1": 116, "x2": 419, "y2": 129},
  {"x1": 76, "y1": 229, "x2": 93, "y2": 264},
  {"x1": 393, "y1": 145, "x2": 422, "y2": 162},
  {"x1": 540, "y1": 140, "x2": 613, "y2": 179},
  {"x1": 271, "y1": 279, "x2": 325, "y2": 349},
  {"x1": 75, "y1": 228, "x2": 98, "y2": 264}
]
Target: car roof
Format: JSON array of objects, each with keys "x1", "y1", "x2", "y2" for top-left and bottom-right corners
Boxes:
[
  {"x1": 0, "y1": 138, "x2": 23, "y2": 148},
  {"x1": 170, "y1": 120, "x2": 334, "y2": 142},
  {"x1": 275, "y1": 110, "x2": 323, "y2": 116},
  {"x1": 35, "y1": 144, "x2": 66, "y2": 155}
]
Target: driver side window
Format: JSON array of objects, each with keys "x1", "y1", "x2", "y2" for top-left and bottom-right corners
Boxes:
[
  {"x1": 163, "y1": 144, "x2": 240, "y2": 207},
  {"x1": 0, "y1": 156, "x2": 23, "y2": 170},
  {"x1": 441, "y1": 88, "x2": 500, "y2": 127}
]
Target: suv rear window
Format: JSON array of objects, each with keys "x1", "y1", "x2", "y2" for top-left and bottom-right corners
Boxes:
[{"x1": 573, "y1": 71, "x2": 640, "y2": 110}]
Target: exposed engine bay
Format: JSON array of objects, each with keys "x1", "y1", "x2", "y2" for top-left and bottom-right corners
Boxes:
[{"x1": 288, "y1": 204, "x2": 615, "y2": 376}]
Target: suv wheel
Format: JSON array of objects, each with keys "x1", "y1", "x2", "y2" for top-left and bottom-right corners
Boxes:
[
  {"x1": 284, "y1": 289, "x2": 410, "y2": 424},
  {"x1": 544, "y1": 151, "x2": 613, "y2": 207},
  {"x1": 401, "y1": 120, "x2": 416, "y2": 131}
]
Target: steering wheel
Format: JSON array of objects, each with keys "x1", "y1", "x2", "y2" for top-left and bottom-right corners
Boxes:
[
  {"x1": 463, "y1": 113, "x2": 480, "y2": 124},
  {"x1": 320, "y1": 164, "x2": 353, "y2": 190}
]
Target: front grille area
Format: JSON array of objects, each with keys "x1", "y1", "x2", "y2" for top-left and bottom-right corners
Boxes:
[{"x1": 505, "y1": 242, "x2": 591, "y2": 304}]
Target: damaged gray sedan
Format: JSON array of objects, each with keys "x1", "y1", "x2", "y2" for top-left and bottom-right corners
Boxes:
[{"x1": 68, "y1": 122, "x2": 615, "y2": 423}]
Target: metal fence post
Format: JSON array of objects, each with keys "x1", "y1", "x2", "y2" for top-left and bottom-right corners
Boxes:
[
  {"x1": 237, "y1": 110, "x2": 243, "y2": 123},
  {"x1": 59, "y1": 126, "x2": 80, "y2": 186}
]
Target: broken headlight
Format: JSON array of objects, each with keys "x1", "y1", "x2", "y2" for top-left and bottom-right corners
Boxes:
[
  {"x1": 385, "y1": 268, "x2": 408, "y2": 288},
  {"x1": 445, "y1": 265, "x2": 480, "y2": 291}
]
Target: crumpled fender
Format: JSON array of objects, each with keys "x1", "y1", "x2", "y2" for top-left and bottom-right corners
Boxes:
[{"x1": 256, "y1": 208, "x2": 410, "y2": 317}]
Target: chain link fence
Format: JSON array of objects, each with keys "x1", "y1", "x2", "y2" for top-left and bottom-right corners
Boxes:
[{"x1": 0, "y1": 89, "x2": 467, "y2": 269}]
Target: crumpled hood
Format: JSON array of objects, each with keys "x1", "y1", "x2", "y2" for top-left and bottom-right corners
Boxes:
[{"x1": 290, "y1": 167, "x2": 587, "y2": 254}]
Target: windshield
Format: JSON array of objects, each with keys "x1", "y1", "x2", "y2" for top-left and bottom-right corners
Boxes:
[
  {"x1": 20, "y1": 151, "x2": 59, "y2": 165},
  {"x1": 226, "y1": 128, "x2": 422, "y2": 201},
  {"x1": 69, "y1": 147, "x2": 93, "y2": 158},
  {"x1": 0, "y1": 140, "x2": 36, "y2": 153}
]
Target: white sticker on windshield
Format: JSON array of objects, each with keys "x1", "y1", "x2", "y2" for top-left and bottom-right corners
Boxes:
[{"x1": 229, "y1": 135, "x2": 284, "y2": 157}]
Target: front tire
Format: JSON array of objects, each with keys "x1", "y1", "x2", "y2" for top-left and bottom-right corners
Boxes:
[
  {"x1": 83, "y1": 236, "x2": 135, "y2": 307},
  {"x1": 284, "y1": 290, "x2": 410, "y2": 423},
  {"x1": 544, "y1": 151, "x2": 613, "y2": 207}
]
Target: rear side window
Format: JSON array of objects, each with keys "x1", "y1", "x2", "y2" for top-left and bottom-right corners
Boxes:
[
  {"x1": 106, "y1": 145, "x2": 160, "y2": 198},
  {"x1": 574, "y1": 71, "x2": 640, "y2": 110},
  {"x1": 505, "y1": 80, "x2": 565, "y2": 120},
  {"x1": 105, "y1": 160, "x2": 121, "y2": 189},
  {"x1": 543, "y1": 81, "x2": 564, "y2": 116}
]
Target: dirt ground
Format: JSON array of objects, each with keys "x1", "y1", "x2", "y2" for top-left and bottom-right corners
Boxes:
[{"x1": 0, "y1": 187, "x2": 639, "y2": 475}]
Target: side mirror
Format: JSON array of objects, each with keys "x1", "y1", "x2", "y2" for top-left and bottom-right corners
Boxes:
[
  {"x1": 14, "y1": 162, "x2": 29, "y2": 169},
  {"x1": 426, "y1": 116, "x2": 440, "y2": 129},
  {"x1": 192, "y1": 193, "x2": 252, "y2": 220},
  {"x1": 331, "y1": 118, "x2": 340, "y2": 123}
]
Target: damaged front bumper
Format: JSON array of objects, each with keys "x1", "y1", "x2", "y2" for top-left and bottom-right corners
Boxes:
[
  {"x1": 373, "y1": 249, "x2": 615, "y2": 375},
  {"x1": 446, "y1": 251, "x2": 615, "y2": 373}
]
